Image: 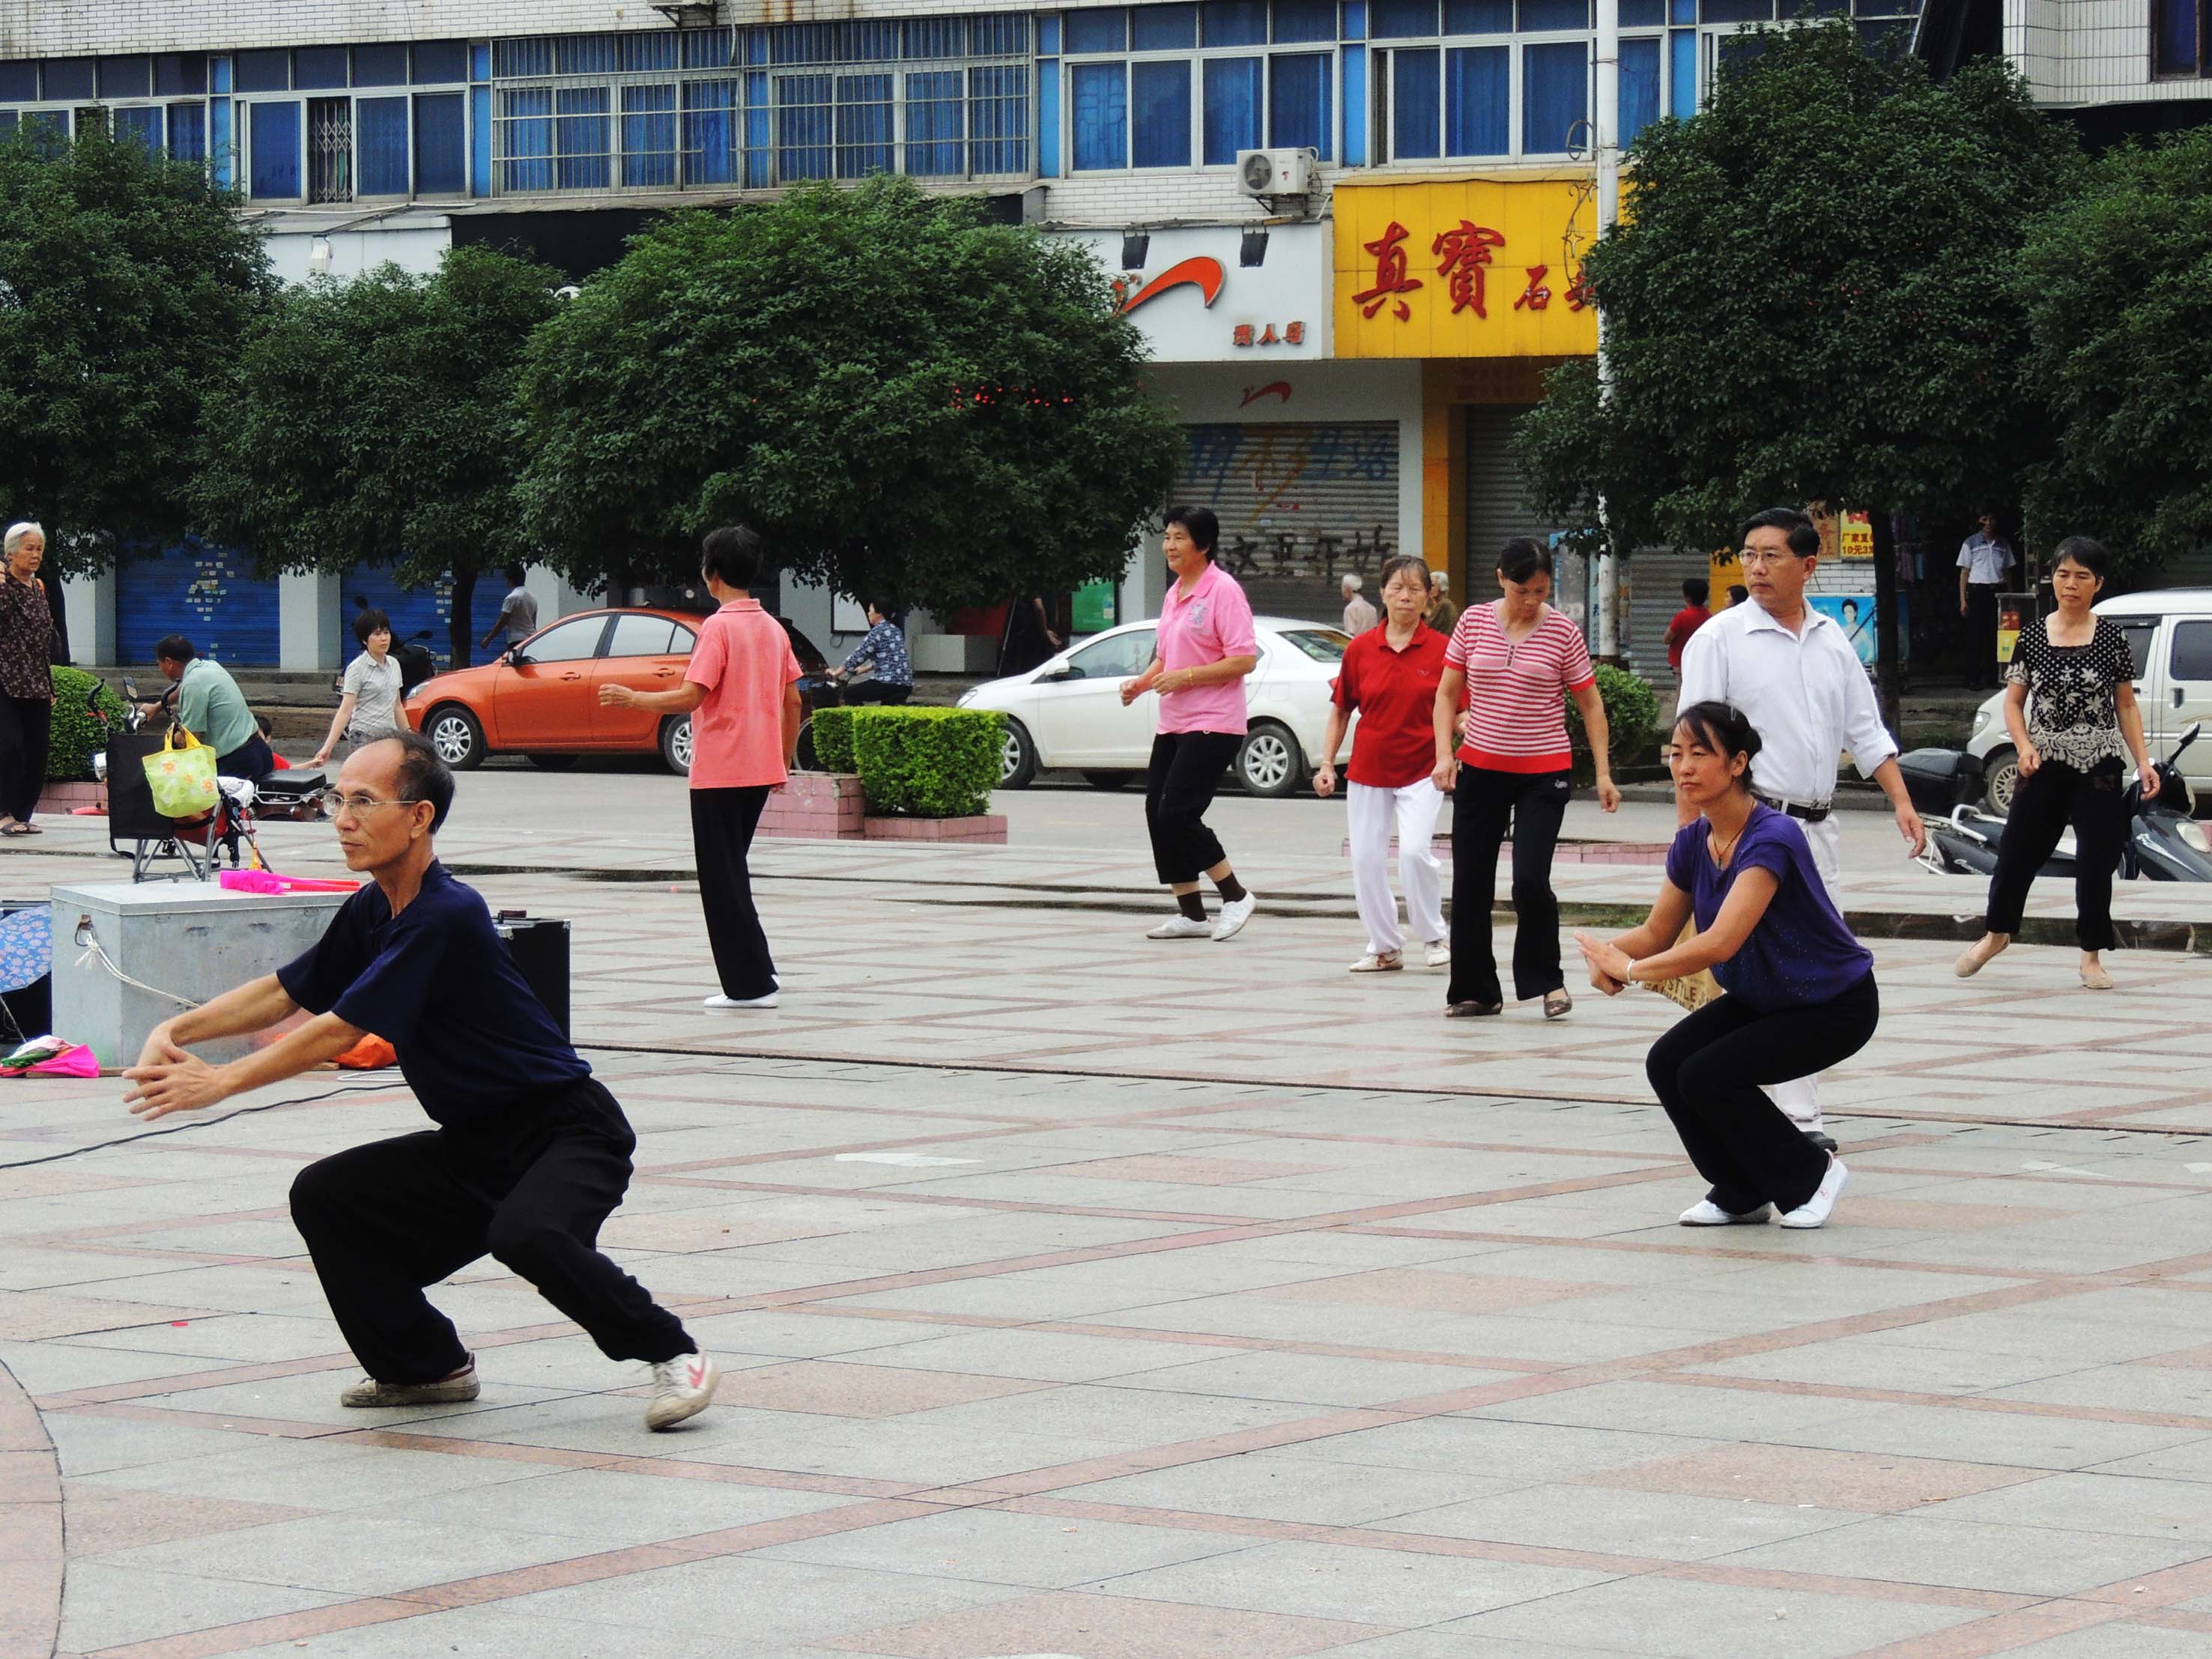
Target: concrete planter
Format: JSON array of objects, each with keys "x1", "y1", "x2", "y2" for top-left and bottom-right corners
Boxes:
[
  {"x1": 757, "y1": 771, "x2": 866, "y2": 840},
  {"x1": 36, "y1": 780, "x2": 106, "y2": 817},
  {"x1": 863, "y1": 814, "x2": 1007, "y2": 845}
]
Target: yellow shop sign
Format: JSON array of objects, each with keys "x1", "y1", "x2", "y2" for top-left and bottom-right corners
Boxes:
[{"x1": 1333, "y1": 176, "x2": 1601, "y2": 360}]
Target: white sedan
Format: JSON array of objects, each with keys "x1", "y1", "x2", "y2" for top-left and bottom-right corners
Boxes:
[{"x1": 957, "y1": 616, "x2": 1356, "y2": 797}]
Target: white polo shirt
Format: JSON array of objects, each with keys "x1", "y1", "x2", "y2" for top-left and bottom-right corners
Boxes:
[
  {"x1": 1676, "y1": 599, "x2": 1900, "y2": 807},
  {"x1": 1957, "y1": 533, "x2": 2013, "y2": 586}
]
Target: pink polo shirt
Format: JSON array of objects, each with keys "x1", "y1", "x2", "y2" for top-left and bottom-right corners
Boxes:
[
  {"x1": 1155, "y1": 560, "x2": 1257, "y2": 736},
  {"x1": 684, "y1": 598, "x2": 802, "y2": 789}
]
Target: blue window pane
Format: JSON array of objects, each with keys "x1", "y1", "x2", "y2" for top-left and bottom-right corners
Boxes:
[
  {"x1": 292, "y1": 46, "x2": 348, "y2": 89},
  {"x1": 414, "y1": 92, "x2": 464, "y2": 191},
  {"x1": 848, "y1": 22, "x2": 901, "y2": 60},
  {"x1": 0, "y1": 63, "x2": 37, "y2": 101},
  {"x1": 1270, "y1": 52, "x2": 1331, "y2": 157},
  {"x1": 1134, "y1": 4, "x2": 1199, "y2": 47},
  {"x1": 1345, "y1": 0, "x2": 1370, "y2": 35},
  {"x1": 776, "y1": 73, "x2": 832, "y2": 179},
  {"x1": 906, "y1": 70, "x2": 964, "y2": 175},
  {"x1": 357, "y1": 95, "x2": 410, "y2": 192},
  {"x1": 555, "y1": 36, "x2": 617, "y2": 74},
  {"x1": 969, "y1": 63, "x2": 1028, "y2": 172},
  {"x1": 22, "y1": 111, "x2": 66, "y2": 156},
  {"x1": 622, "y1": 83, "x2": 677, "y2": 186},
  {"x1": 504, "y1": 88, "x2": 554, "y2": 190},
  {"x1": 155, "y1": 55, "x2": 205, "y2": 95},
  {"x1": 43, "y1": 58, "x2": 95, "y2": 99},
  {"x1": 743, "y1": 70, "x2": 769, "y2": 182},
  {"x1": 835, "y1": 73, "x2": 892, "y2": 177},
  {"x1": 682, "y1": 79, "x2": 738, "y2": 183},
  {"x1": 1372, "y1": 0, "x2": 1439, "y2": 34},
  {"x1": 1702, "y1": 0, "x2": 1772, "y2": 19},
  {"x1": 1342, "y1": 42, "x2": 1366, "y2": 160},
  {"x1": 234, "y1": 50, "x2": 288, "y2": 93},
  {"x1": 1717, "y1": 31, "x2": 1768, "y2": 73},
  {"x1": 1622, "y1": 0, "x2": 1665, "y2": 19},
  {"x1": 904, "y1": 18, "x2": 966, "y2": 56},
  {"x1": 1038, "y1": 16, "x2": 1064, "y2": 51},
  {"x1": 1204, "y1": 0, "x2": 1271, "y2": 43},
  {"x1": 1671, "y1": 0, "x2": 1697, "y2": 19},
  {"x1": 413, "y1": 40, "x2": 469, "y2": 82},
  {"x1": 1274, "y1": 0, "x2": 1338, "y2": 37},
  {"x1": 1445, "y1": 0, "x2": 1513, "y2": 29},
  {"x1": 0, "y1": 112, "x2": 13, "y2": 138},
  {"x1": 211, "y1": 96, "x2": 232, "y2": 185},
  {"x1": 555, "y1": 86, "x2": 609, "y2": 187},
  {"x1": 493, "y1": 39, "x2": 551, "y2": 78},
  {"x1": 113, "y1": 105, "x2": 163, "y2": 157},
  {"x1": 1518, "y1": 0, "x2": 1589, "y2": 28},
  {"x1": 682, "y1": 30, "x2": 736, "y2": 67},
  {"x1": 975, "y1": 14, "x2": 1032, "y2": 53},
  {"x1": 2156, "y1": 0, "x2": 2199, "y2": 70},
  {"x1": 620, "y1": 33, "x2": 679, "y2": 72},
  {"x1": 1065, "y1": 8, "x2": 1129, "y2": 52},
  {"x1": 1393, "y1": 46, "x2": 1440, "y2": 157},
  {"x1": 1037, "y1": 58, "x2": 1061, "y2": 174},
  {"x1": 352, "y1": 44, "x2": 408, "y2": 86},
  {"x1": 168, "y1": 101, "x2": 207, "y2": 163},
  {"x1": 1620, "y1": 35, "x2": 1660, "y2": 144},
  {"x1": 1669, "y1": 26, "x2": 1697, "y2": 112},
  {"x1": 99, "y1": 56, "x2": 151, "y2": 98},
  {"x1": 1202, "y1": 55, "x2": 1262, "y2": 163},
  {"x1": 1070, "y1": 61, "x2": 1126, "y2": 169},
  {"x1": 248, "y1": 100, "x2": 301, "y2": 197},
  {"x1": 1131, "y1": 59, "x2": 1191, "y2": 167},
  {"x1": 1444, "y1": 43, "x2": 1506, "y2": 154},
  {"x1": 1522, "y1": 39, "x2": 1585, "y2": 151}
]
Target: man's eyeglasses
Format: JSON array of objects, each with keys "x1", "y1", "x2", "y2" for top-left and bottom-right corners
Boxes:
[{"x1": 313, "y1": 791, "x2": 419, "y2": 819}]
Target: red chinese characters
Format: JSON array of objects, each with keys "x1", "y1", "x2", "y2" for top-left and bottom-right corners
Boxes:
[
  {"x1": 1431, "y1": 221, "x2": 1506, "y2": 317},
  {"x1": 1351, "y1": 222, "x2": 1424, "y2": 321},
  {"x1": 1513, "y1": 265, "x2": 1551, "y2": 312},
  {"x1": 1232, "y1": 320, "x2": 1309, "y2": 348},
  {"x1": 1565, "y1": 265, "x2": 1595, "y2": 312}
]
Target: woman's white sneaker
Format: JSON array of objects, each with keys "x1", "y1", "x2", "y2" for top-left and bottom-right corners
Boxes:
[
  {"x1": 704, "y1": 992, "x2": 778, "y2": 1010},
  {"x1": 1679, "y1": 1199, "x2": 1772, "y2": 1227},
  {"x1": 1146, "y1": 915, "x2": 1213, "y2": 939},
  {"x1": 1350, "y1": 950, "x2": 1404, "y2": 973},
  {"x1": 1778, "y1": 1159, "x2": 1849, "y2": 1229},
  {"x1": 1211, "y1": 894, "x2": 1256, "y2": 941},
  {"x1": 646, "y1": 1351, "x2": 719, "y2": 1431},
  {"x1": 1423, "y1": 941, "x2": 1452, "y2": 968}
]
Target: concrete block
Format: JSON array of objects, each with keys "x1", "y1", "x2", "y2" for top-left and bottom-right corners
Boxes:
[
  {"x1": 861, "y1": 814, "x2": 1007, "y2": 844},
  {"x1": 51, "y1": 881, "x2": 351, "y2": 1067}
]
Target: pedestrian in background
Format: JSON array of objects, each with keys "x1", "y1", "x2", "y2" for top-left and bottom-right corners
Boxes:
[
  {"x1": 1958, "y1": 512, "x2": 2016, "y2": 689},
  {"x1": 1578, "y1": 701, "x2": 1870, "y2": 1231},
  {"x1": 1315, "y1": 554, "x2": 1451, "y2": 974},
  {"x1": 312, "y1": 609, "x2": 405, "y2": 770},
  {"x1": 1121, "y1": 505, "x2": 1259, "y2": 943},
  {"x1": 1957, "y1": 536, "x2": 2157, "y2": 992},
  {"x1": 828, "y1": 599, "x2": 913, "y2": 706},
  {"x1": 601, "y1": 525, "x2": 802, "y2": 1010},
  {"x1": 0, "y1": 522, "x2": 55, "y2": 836},
  {"x1": 1425, "y1": 569, "x2": 1458, "y2": 637},
  {"x1": 1000, "y1": 592, "x2": 1061, "y2": 676},
  {"x1": 1664, "y1": 577, "x2": 1712, "y2": 673},
  {"x1": 481, "y1": 565, "x2": 539, "y2": 656},
  {"x1": 1341, "y1": 574, "x2": 1378, "y2": 637},
  {"x1": 1434, "y1": 538, "x2": 1619, "y2": 1019}
]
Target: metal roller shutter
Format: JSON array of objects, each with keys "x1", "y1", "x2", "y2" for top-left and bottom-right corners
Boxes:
[
  {"x1": 113, "y1": 539, "x2": 282, "y2": 667},
  {"x1": 1625, "y1": 550, "x2": 1710, "y2": 689},
  {"x1": 1463, "y1": 404, "x2": 1588, "y2": 625},
  {"x1": 1177, "y1": 421, "x2": 1401, "y2": 624},
  {"x1": 340, "y1": 566, "x2": 461, "y2": 670}
]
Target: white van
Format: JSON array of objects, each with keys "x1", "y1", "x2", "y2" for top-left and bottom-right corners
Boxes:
[{"x1": 1966, "y1": 588, "x2": 2212, "y2": 813}]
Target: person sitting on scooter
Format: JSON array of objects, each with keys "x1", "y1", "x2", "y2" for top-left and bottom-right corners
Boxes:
[
  {"x1": 1956, "y1": 536, "x2": 2161, "y2": 992},
  {"x1": 151, "y1": 636, "x2": 273, "y2": 783},
  {"x1": 827, "y1": 599, "x2": 912, "y2": 706},
  {"x1": 312, "y1": 609, "x2": 406, "y2": 769}
]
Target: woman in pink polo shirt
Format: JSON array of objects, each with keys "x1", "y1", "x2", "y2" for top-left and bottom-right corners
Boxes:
[
  {"x1": 601, "y1": 524, "x2": 802, "y2": 1010},
  {"x1": 1118, "y1": 504, "x2": 1260, "y2": 941}
]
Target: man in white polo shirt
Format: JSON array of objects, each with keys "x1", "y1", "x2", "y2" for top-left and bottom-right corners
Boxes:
[
  {"x1": 1677, "y1": 506, "x2": 1926, "y2": 1149},
  {"x1": 1957, "y1": 512, "x2": 2016, "y2": 690}
]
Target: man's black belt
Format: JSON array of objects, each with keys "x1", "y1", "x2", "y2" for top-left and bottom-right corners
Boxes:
[{"x1": 1755, "y1": 791, "x2": 1831, "y2": 824}]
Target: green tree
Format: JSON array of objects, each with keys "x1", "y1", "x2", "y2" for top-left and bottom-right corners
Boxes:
[
  {"x1": 194, "y1": 246, "x2": 561, "y2": 666},
  {"x1": 0, "y1": 124, "x2": 273, "y2": 572},
  {"x1": 2018, "y1": 129, "x2": 2212, "y2": 571},
  {"x1": 1515, "y1": 21, "x2": 2076, "y2": 720},
  {"x1": 512, "y1": 178, "x2": 1185, "y2": 611}
]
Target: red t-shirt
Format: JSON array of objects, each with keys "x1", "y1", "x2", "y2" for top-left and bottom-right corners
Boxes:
[
  {"x1": 1446, "y1": 602, "x2": 1596, "y2": 774},
  {"x1": 1665, "y1": 604, "x2": 1711, "y2": 671},
  {"x1": 1333, "y1": 625, "x2": 1449, "y2": 788}
]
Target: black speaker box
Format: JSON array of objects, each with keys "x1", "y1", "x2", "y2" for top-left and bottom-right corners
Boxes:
[{"x1": 495, "y1": 913, "x2": 571, "y2": 1040}]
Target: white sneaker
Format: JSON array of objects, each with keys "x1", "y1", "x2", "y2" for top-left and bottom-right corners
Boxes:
[
  {"x1": 1423, "y1": 941, "x2": 1451, "y2": 968},
  {"x1": 1679, "y1": 1199, "x2": 1772, "y2": 1227},
  {"x1": 645, "y1": 1350, "x2": 718, "y2": 1431},
  {"x1": 1146, "y1": 915, "x2": 1213, "y2": 939},
  {"x1": 1211, "y1": 894, "x2": 1256, "y2": 941},
  {"x1": 1778, "y1": 1159, "x2": 1849, "y2": 1229},
  {"x1": 705, "y1": 992, "x2": 778, "y2": 1010},
  {"x1": 1350, "y1": 950, "x2": 1404, "y2": 973}
]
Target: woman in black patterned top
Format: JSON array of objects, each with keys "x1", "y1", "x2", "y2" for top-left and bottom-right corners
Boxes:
[{"x1": 1957, "y1": 536, "x2": 2160, "y2": 989}]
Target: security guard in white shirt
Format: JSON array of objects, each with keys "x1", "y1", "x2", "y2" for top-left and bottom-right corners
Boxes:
[{"x1": 1957, "y1": 512, "x2": 2016, "y2": 689}]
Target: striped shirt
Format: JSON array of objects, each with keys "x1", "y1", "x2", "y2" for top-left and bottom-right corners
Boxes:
[{"x1": 1445, "y1": 601, "x2": 1595, "y2": 773}]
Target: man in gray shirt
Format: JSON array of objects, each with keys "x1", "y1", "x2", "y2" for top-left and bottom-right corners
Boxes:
[{"x1": 480, "y1": 565, "x2": 539, "y2": 655}]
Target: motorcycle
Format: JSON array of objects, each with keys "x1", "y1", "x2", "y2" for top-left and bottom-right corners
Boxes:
[{"x1": 1902, "y1": 722, "x2": 2212, "y2": 882}]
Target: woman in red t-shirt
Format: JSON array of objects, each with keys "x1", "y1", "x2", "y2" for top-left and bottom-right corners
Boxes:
[{"x1": 1431, "y1": 539, "x2": 1620, "y2": 1019}]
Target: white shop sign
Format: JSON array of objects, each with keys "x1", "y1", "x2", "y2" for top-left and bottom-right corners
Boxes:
[{"x1": 1049, "y1": 223, "x2": 1330, "y2": 363}]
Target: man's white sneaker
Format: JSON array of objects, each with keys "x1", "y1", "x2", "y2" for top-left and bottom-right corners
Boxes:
[
  {"x1": 1778, "y1": 1159, "x2": 1849, "y2": 1229},
  {"x1": 1350, "y1": 950, "x2": 1404, "y2": 973},
  {"x1": 1679, "y1": 1199, "x2": 1772, "y2": 1227},
  {"x1": 705, "y1": 992, "x2": 778, "y2": 1010},
  {"x1": 1146, "y1": 915, "x2": 1213, "y2": 939},
  {"x1": 340, "y1": 1360, "x2": 479, "y2": 1407},
  {"x1": 645, "y1": 1350, "x2": 718, "y2": 1431},
  {"x1": 1423, "y1": 941, "x2": 1451, "y2": 968},
  {"x1": 1211, "y1": 894, "x2": 1256, "y2": 941}
]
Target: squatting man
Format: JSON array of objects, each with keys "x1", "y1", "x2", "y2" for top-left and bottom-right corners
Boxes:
[{"x1": 121, "y1": 732, "x2": 719, "y2": 1431}]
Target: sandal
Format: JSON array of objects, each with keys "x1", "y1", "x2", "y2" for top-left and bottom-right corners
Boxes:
[
  {"x1": 1543, "y1": 989, "x2": 1574, "y2": 1020},
  {"x1": 1444, "y1": 1000, "x2": 1503, "y2": 1018},
  {"x1": 0, "y1": 822, "x2": 31, "y2": 837}
]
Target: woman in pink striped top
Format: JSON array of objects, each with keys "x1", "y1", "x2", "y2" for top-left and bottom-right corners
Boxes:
[{"x1": 1431, "y1": 538, "x2": 1620, "y2": 1019}]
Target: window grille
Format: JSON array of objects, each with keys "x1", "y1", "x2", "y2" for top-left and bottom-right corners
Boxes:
[{"x1": 307, "y1": 96, "x2": 354, "y2": 201}]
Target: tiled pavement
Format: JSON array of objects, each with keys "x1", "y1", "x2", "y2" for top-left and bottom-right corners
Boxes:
[{"x1": 4, "y1": 814, "x2": 2212, "y2": 1657}]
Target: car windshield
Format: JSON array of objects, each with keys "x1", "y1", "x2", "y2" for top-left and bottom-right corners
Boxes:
[{"x1": 1278, "y1": 628, "x2": 1351, "y2": 663}]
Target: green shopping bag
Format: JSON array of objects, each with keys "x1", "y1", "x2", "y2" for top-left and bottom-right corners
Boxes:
[{"x1": 142, "y1": 727, "x2": 219, "y2": 819}]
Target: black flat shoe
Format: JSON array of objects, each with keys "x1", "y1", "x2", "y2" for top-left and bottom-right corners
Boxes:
[{"x1": 1444, "y1": 1000, "x2": 1503, "y2": 1018}]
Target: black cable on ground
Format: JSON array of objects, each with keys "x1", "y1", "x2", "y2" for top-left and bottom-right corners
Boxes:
[{"x1": 0, "y1": 1079, "x2": 396, "y2": 1171}]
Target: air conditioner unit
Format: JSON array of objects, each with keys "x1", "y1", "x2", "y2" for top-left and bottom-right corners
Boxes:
[{"x1": 1237, "y1": 147, "x2": 1319, "y2": 198}]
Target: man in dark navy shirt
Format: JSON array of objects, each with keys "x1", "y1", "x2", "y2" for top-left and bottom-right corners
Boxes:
[{"x1": 122, "y1": 732, "x2": 719, "y2": 1432}]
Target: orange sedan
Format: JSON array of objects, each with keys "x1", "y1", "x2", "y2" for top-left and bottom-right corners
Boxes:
[{"x1": 404, "y1": 607, "x2": 828, "y2": 773}]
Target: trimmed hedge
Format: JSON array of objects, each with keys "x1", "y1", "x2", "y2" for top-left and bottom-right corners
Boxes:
[
  {"x1": 1566, "y1": 663, "x2": 1660, "y2": 783},
  {"x1": 49, "y1": 667, "x2": 126, "y2": 783},
  {"x1": 812, "y1": 706, "x2": 1004, "y2": 818}
]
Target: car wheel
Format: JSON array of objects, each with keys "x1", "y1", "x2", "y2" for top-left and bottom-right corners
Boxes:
[
  {"x1": 999, "y1": 718, "x2": 1037, "y2": 789},
  {"x1": 659, "y1": 715, "x2": 694, "y2": 776},
  {"x1": 1981, "y1": 747, "x2": 2018, "y2": 816},
  {"x1": 425, "y1": 705, "x2": 485, "y2": 769},
  {"x1": 1081, "y1": 770, "x2": 1133, "y2": 789},
  {"x1": 1236, "y1": 722, "x2": 1303, "y2": 798},
  {"x1": 527, "y1": 753, "x2": 578, "y2": 771}
]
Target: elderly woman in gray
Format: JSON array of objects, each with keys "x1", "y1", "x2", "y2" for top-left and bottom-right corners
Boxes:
[{"x1": 0, "y1": 522, "x2": 57, "y2": 836}]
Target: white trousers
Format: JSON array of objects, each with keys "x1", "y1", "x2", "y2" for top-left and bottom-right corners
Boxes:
[
  {"x1": 1348, "y1": 780, "x2": 1446, "y2": 956},
  {"x1": 1767, "y1": 815, "x2": 1843, "y2": 1131}
]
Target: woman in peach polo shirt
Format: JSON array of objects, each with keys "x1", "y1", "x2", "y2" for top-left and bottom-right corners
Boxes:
[
  {"x1": 1118, "y1": 504, "x2": 1260, "y2": 942},
  {"x1": 601, "y1": 524, "x2": 802, "y2": 1010}
]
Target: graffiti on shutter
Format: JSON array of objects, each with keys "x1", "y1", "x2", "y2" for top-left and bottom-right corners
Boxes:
[
  {"x1": 1177, "y1": 421, "x2": 1400, "y2": 624},
  {"x1": 115, "y1": 539, "x2": 282, "y2": 666}
]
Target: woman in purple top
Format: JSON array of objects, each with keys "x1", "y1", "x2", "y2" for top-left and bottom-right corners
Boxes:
[{"x1": 1575, "y1": 702, "x2": 1875, "y2": 1231}]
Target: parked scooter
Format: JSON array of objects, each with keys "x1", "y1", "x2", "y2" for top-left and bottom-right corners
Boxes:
[{"x1": 1902, "y1": 724, "x2": 2212, "y2": 882}]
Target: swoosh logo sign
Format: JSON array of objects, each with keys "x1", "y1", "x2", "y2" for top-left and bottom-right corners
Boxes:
[{"x1": 1120, "y1": 256, "x2": 1227, "y2": 313}]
